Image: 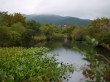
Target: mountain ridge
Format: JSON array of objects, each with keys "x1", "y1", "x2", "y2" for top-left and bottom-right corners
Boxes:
[{"x1": 23, "y1": 14, "x2": 91, "y2": 26}]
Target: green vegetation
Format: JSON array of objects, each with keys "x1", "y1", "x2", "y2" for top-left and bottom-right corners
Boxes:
[
  {"x1": 1, "y1": 11, "x2": 110, "y2": 81},
  {"x1": 82, "y1": 51, "x2": 110, "y2": 82},
  {"x1": 73, "y1": 38, "x2": 110, "y2": 82},
  {"x1": 0, "y1": 12, "x2": 110, "y2": 47},
  {"x1": 0, "y1": 47, "x2": 74, "y2": 82}
]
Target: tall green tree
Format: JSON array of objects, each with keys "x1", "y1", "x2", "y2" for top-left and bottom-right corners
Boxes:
[
  {"x1": 0, "y1": 12, "x2": 26, "y2": 27},
  {"x1": 26, "y1": 20, "x2": 41, "y2": 35},
  {"x1": 13, "y1": 13, "x2": 26, "y2": 25},
  {"x1": 71, "y1": 27, "x2": 86, "y2": 41},
  {"x1": 8, "y1": 31, "x2": 22, "y2": 46},
  {"x1": 22, "y1": 29, "x2": 34, "y2": 46},
  {"x1": 11, "y1": 22, "x2": 26, "y2": 34},
  {"x1": 88, "y1": 18, "x2": 110, "y2": 43},
  {"x1": 0, "y1": 26, "x2": 10, "y2": 46}
]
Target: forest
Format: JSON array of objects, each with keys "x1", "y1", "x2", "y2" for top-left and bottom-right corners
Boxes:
[{"x1": 0, "y1": 12, "x2": 110, "y2": 47}]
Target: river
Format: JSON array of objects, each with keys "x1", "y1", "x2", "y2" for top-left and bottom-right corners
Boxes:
[
  {"x1": 48, "y1": 47, "x2": 89, "y2": 82},
  {"x1": 35, "y1": 40, "x2": 94, "y2": 82}
]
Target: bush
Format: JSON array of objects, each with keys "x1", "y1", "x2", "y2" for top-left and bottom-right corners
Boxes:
[{"x1": 33, "y1": 35, "x2": 47, "y2": 42}]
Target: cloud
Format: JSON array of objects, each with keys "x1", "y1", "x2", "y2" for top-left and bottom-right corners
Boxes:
[
  {"x1": 0, "y1": 0, "x2": 39, "y2": 14},
  {"x1": 0, "y1": 0, "x2": 110, "y2": 19}
]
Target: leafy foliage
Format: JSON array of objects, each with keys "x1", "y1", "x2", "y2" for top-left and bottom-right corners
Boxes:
[
  {"x1": 71, "y1": 27, "x2": 86, "y2": 41},
  {"x1": 0, "y1": 11, "x2": 110, "y2": 48},
  {"x1": 0, "y1": 47, "x2": 74, "y2": 82}
]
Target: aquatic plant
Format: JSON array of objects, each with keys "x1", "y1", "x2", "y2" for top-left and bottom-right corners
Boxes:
[{"x1": 0, "y1": 47, "x2": 74, "y2": 82}]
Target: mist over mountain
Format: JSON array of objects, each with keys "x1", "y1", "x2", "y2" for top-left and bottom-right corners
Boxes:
[{"x1": 23, "y1": 14, "x2": 91, "y2": 26}]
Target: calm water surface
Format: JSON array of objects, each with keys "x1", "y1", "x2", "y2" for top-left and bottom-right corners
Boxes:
[
  {"x1": 36, "y1": 40, "x2": 89, "y2": 82},
  {"x1": 35, "y1": 40, "x2": 110, "y2": 82},
  {"x1": 48, "y1": 47, "x2": 88, "y2": 82}
]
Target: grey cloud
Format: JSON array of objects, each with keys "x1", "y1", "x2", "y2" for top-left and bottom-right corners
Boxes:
[{"x1": 0, "y1": 0, "x2": 110, "y2": 19}]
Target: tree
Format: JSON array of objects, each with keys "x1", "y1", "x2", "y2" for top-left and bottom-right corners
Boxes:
[
  {"x1": 0, "y1": 12, "x2": 26, "y2": 27},
  {"x1": 96, "y1": 32, "x2": 110, "y2": 44},
  {"x1": 88, "y1": 18, "x2": 110, "y2": 36},
  {"x1": 11, "y1": 22, "x2": 26, "y2": 34},
  {"x1": 0, "y1": 26, "x2": 10, "y2": 46},
  {"x1": 8, "y1": 31, "x2": 22, "y2": 46},
  {"x1": 71, "y1": 27, "x2": 86, "y2": 41},
  {"x1": 13, "y1": 13, "x2": 26, "y2": 25},
  {"x1": 22, "y1": 29, "x2": 34, "y2": 46},
  {"x1": 90, "y1": 18, "x2": 110, "y2": 29},
  {"x1": 0, "y1": 13, "x2": 13, "y2": 26},
  {"x1": 88, "y1": 18, "x2": 110, "y2": 43},
  {"x1": 40, "y1": 24, "x2": 56, "y2": 39},
  {"x1": 62, "y1": 25, "x2": 76, "y2": 39},
  {"x1": 26, "y1": 20, "x2": 41, "y2": 35}
]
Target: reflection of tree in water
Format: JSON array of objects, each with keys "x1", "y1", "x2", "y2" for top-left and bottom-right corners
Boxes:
[{"x1": 35, "y1": 40, "x2": 75, "y2": 50}]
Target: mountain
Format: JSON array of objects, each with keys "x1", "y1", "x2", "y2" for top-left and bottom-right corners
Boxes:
[
  {"x1": 57, "y1": 17, "x2": 91, "y2": 26},
  {"x1": 23, "y1": 14, "x2": 91, "y2": 26}
]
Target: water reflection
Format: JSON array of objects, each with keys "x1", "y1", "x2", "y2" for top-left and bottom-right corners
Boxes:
[
  {"x1": 35, "y1": 40, "x2": 110, "y2": 82},
  {"x1": 35, "y1": 40, "x2": 89, "y2": 82},
  {"x1": 48, "y1": 47, "x2": 88, "y2": 82}
]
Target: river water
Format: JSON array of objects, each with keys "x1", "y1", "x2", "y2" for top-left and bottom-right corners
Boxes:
[
  {"x1": 48, "y1": 47, "x2": 88, "y2": 82},
  {"x1": 36, "y1": 41, "x2": 110, "y2": 82},
  {"x1": 36, "y1": 40, "x2": 90, "y2": 82},
  {"x1": 37, "y1": 41, "x2": 110, "y2": 82}
]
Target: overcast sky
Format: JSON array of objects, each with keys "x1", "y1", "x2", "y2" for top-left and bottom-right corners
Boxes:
[{"x1": 0, "y1": 0, "x2": 110, "y2": 19}]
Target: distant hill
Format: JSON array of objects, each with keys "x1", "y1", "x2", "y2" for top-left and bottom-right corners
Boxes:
[{"x1": 23, "y1": 14, "x2": 91, "y2": 26}]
